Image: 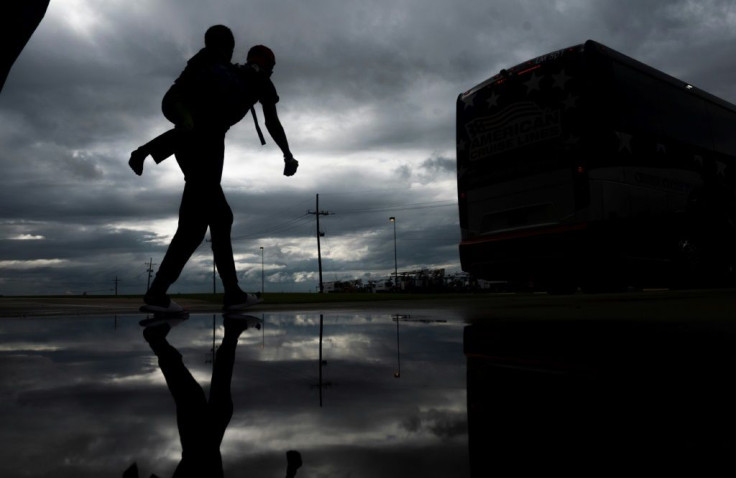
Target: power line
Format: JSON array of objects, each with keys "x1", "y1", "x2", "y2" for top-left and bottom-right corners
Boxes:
[
  {"x1": 335, "y1": 200, "x2": 456, "y2": 214},
  {"x1": 231, "y1": 213, "x2": 312, "y2": 240}
]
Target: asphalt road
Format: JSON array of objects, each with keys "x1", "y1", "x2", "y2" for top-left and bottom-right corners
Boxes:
[{"x1": 1, "y1": 288, "x2": 734, "y2": 321}]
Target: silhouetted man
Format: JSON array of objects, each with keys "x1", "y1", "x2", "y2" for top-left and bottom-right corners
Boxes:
[{"x1": 129, "y1": 26, "x2": 298, "y2": 312}]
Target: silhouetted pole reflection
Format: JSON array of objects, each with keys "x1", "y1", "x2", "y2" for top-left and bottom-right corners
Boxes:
[
  {"x1": 311, "y1": 314, "x2": 333, "y2": 407},
  {"x1": 319, "y1": 313, "x2": 324, "y2": 407},
  {"x1": 260, "y1": 246, "x2": 264, "y2": 294},
  {"x1": 390, "y1": 315, "x2": 446, "y2": 378},
  {"x1": 393, "y1": 314, "x2": 402, "y2": 378}
]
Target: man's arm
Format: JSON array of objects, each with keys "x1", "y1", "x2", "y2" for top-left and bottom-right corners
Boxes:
[
  {"x1": 262, "y1": 102, "x2": 298, "y2": 176},
  {"x1": 262, "y1": 102, "x2": 292, "y2": 158}
]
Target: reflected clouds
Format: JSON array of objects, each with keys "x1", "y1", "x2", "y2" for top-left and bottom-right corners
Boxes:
[{"x1": 0, "y1": 311, "x2": 468, "y2": 477}]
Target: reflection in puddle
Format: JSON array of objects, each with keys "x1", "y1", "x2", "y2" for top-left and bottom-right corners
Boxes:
[
  {"x1": 465, "y1": 319, "x2": 736, "y2": 476},
  {"x1": 0, "y1": 312, "x2": 468, "y2": 477}
]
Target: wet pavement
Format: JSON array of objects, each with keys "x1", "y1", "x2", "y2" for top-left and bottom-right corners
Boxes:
[
  {"x1": 3, "y1": 291, "x2": 736, "y2": 477},
  {"x1": 0, "y1": 309, "x2": 468, "y2": 478}
]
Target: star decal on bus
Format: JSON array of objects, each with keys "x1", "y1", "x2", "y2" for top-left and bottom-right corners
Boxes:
[
  {"x1": 552, "y1": 70, "x2": 571, "y2": 89},
  {"x1": 486, "y1": 92, "x2": 500, "y2": 108},
  {"x1": 562, "y1": 94, "x2": 579, "y2": 110},
  {"x1": 615, "y1": 131, "x2": 633, "y2": 153},
  {"x1": 563, "y1": 135, "x2": 581, "y2": 146},
  {"x1": 462, "y1": 93, "x2": 476, "y2": 109},
  {"x1": 524, "y1": 72, "x2": 542, "y2": 93}
]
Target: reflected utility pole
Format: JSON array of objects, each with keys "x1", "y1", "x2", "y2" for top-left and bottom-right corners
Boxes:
[
  {"x1": 392, "y1": 314, "x2": 408, "y2": 378},
  {"x1": 260, "y1": 246, "x2": 264, "y2": 294},
  {"x1": 319, "y1": 313, "x2": 324, "y2": 407},
  {"x1": 389, "y1": 217, "x2": 398, "y2": 289}
]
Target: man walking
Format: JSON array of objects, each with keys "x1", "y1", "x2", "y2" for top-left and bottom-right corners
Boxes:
[{"x1": 131, "y1": 27, "x2": 297, "y2": 312}]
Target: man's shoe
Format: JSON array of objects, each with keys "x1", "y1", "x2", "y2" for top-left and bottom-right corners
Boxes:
[
  {"x1": 283, "y1": 158, "x2": 298, "y2": 176},
  {"x1": 223, "y1": 291, "x2": 263, "y2": 311},
  {"x1": 142, "y1": 292, "x2": 184, "y2": 313}
]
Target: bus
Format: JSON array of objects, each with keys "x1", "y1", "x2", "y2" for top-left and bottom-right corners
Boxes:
[{"x1": 456, "y1": 40, "x2": 736, "y2": 292}]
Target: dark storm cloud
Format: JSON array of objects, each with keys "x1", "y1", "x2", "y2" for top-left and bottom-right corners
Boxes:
[{"x1": 1, "y1": 0, "x2": 736, "y2": 294}]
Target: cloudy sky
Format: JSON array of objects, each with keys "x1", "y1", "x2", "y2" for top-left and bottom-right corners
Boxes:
[{"x1": 2, "y1": 0, "x2": 736, "y2": 296}]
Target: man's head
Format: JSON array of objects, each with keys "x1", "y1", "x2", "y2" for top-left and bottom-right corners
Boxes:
[
  {"x1": 205, "y1": 25, "x2": 235, "y2": 62},
  {"x1": 247, "y1": 45, "x2": 276, "y2": 75}
]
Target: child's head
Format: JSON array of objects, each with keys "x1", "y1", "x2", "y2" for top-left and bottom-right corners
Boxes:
[
  {"x1": 247, "y1": 45, "x2": 276, "y2": 74},
  {"x1": 204, "y1": 25, "x2": 235, "y2": 62}
]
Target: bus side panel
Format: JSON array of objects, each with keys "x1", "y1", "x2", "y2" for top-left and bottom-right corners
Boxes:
[{"x1": 457, "y1": 47, "x2": 587, "y2": 284}]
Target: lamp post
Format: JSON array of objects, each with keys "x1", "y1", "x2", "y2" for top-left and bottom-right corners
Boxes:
[
  {"x1": 206, "y1": 236, "x2": 215, "y2": 294},
  {"x1": 389, "y1": 217, "x2": 398, "y2": 290},
  {"x1": 260, "y1": 246, "x2": 264, "y2": 295}
]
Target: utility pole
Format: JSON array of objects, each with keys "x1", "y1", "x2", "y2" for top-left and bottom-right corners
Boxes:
[
  {"x1": 113, "y1": 276, "x2": 120, "y2": 296},
  {"x1": 390, "y1": 216, "x2": 398, "y2": 289},
  {"x1": 145, "y1": 258, "x2": 155, "y2": 292},
  {"x1": 206, "y1": 235, "x2": 215, "y2": 294},
  {"x1": 308, "y1": 194, "x2": 333, "y2": 293}
]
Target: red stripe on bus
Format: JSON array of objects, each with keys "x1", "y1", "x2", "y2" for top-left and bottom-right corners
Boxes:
[{"x1": 461, "y1": 223, "x2": 588, "y2": 245}]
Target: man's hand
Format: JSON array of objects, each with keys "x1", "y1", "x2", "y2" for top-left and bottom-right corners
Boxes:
[{"x1": 283, "y1": 157, "x2": 298, "y2": 177}]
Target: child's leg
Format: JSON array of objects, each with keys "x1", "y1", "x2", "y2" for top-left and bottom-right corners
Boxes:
[
  {"x1": 129, "y1": 129, "x2": 179, "y2": 175},
  {"x1": 129, "y1": 85, "x2": 192, "y2": 175},
  {"x1": 145, "y1": 129, "x2": 179, "y2": 164}
]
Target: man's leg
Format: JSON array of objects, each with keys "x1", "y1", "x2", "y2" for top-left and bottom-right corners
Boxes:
[
  {"x1": 208, "y1": 186, "x2": 238, "y2": 292},
  {"x1": 147, "y1": 182, "x2": 209, "y2": 303},
  {"x1": 144, "y1": 325, "x2": 208, "y2": 453},
  {"x1": 208, "y1": 187, "x2": 262, "y2": 309},
  {"x1": 208, "y1": 319, "x2": 245, "y2": 446}
]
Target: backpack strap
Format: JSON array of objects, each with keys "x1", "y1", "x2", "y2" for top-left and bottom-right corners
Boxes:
[{"x1": 251, "y1": 106, "x2": 266, "y2": 145}]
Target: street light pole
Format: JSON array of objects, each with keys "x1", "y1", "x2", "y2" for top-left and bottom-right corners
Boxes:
[
  {"x1": 389, "y1": 217, "x2": 397, "y2": 289},
  {"x1": 206, "y1": 235, "x2": 215, "y2": 294},
  {"x1": 260, "y1": 246, "x2": 264, "y2": 295}
]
